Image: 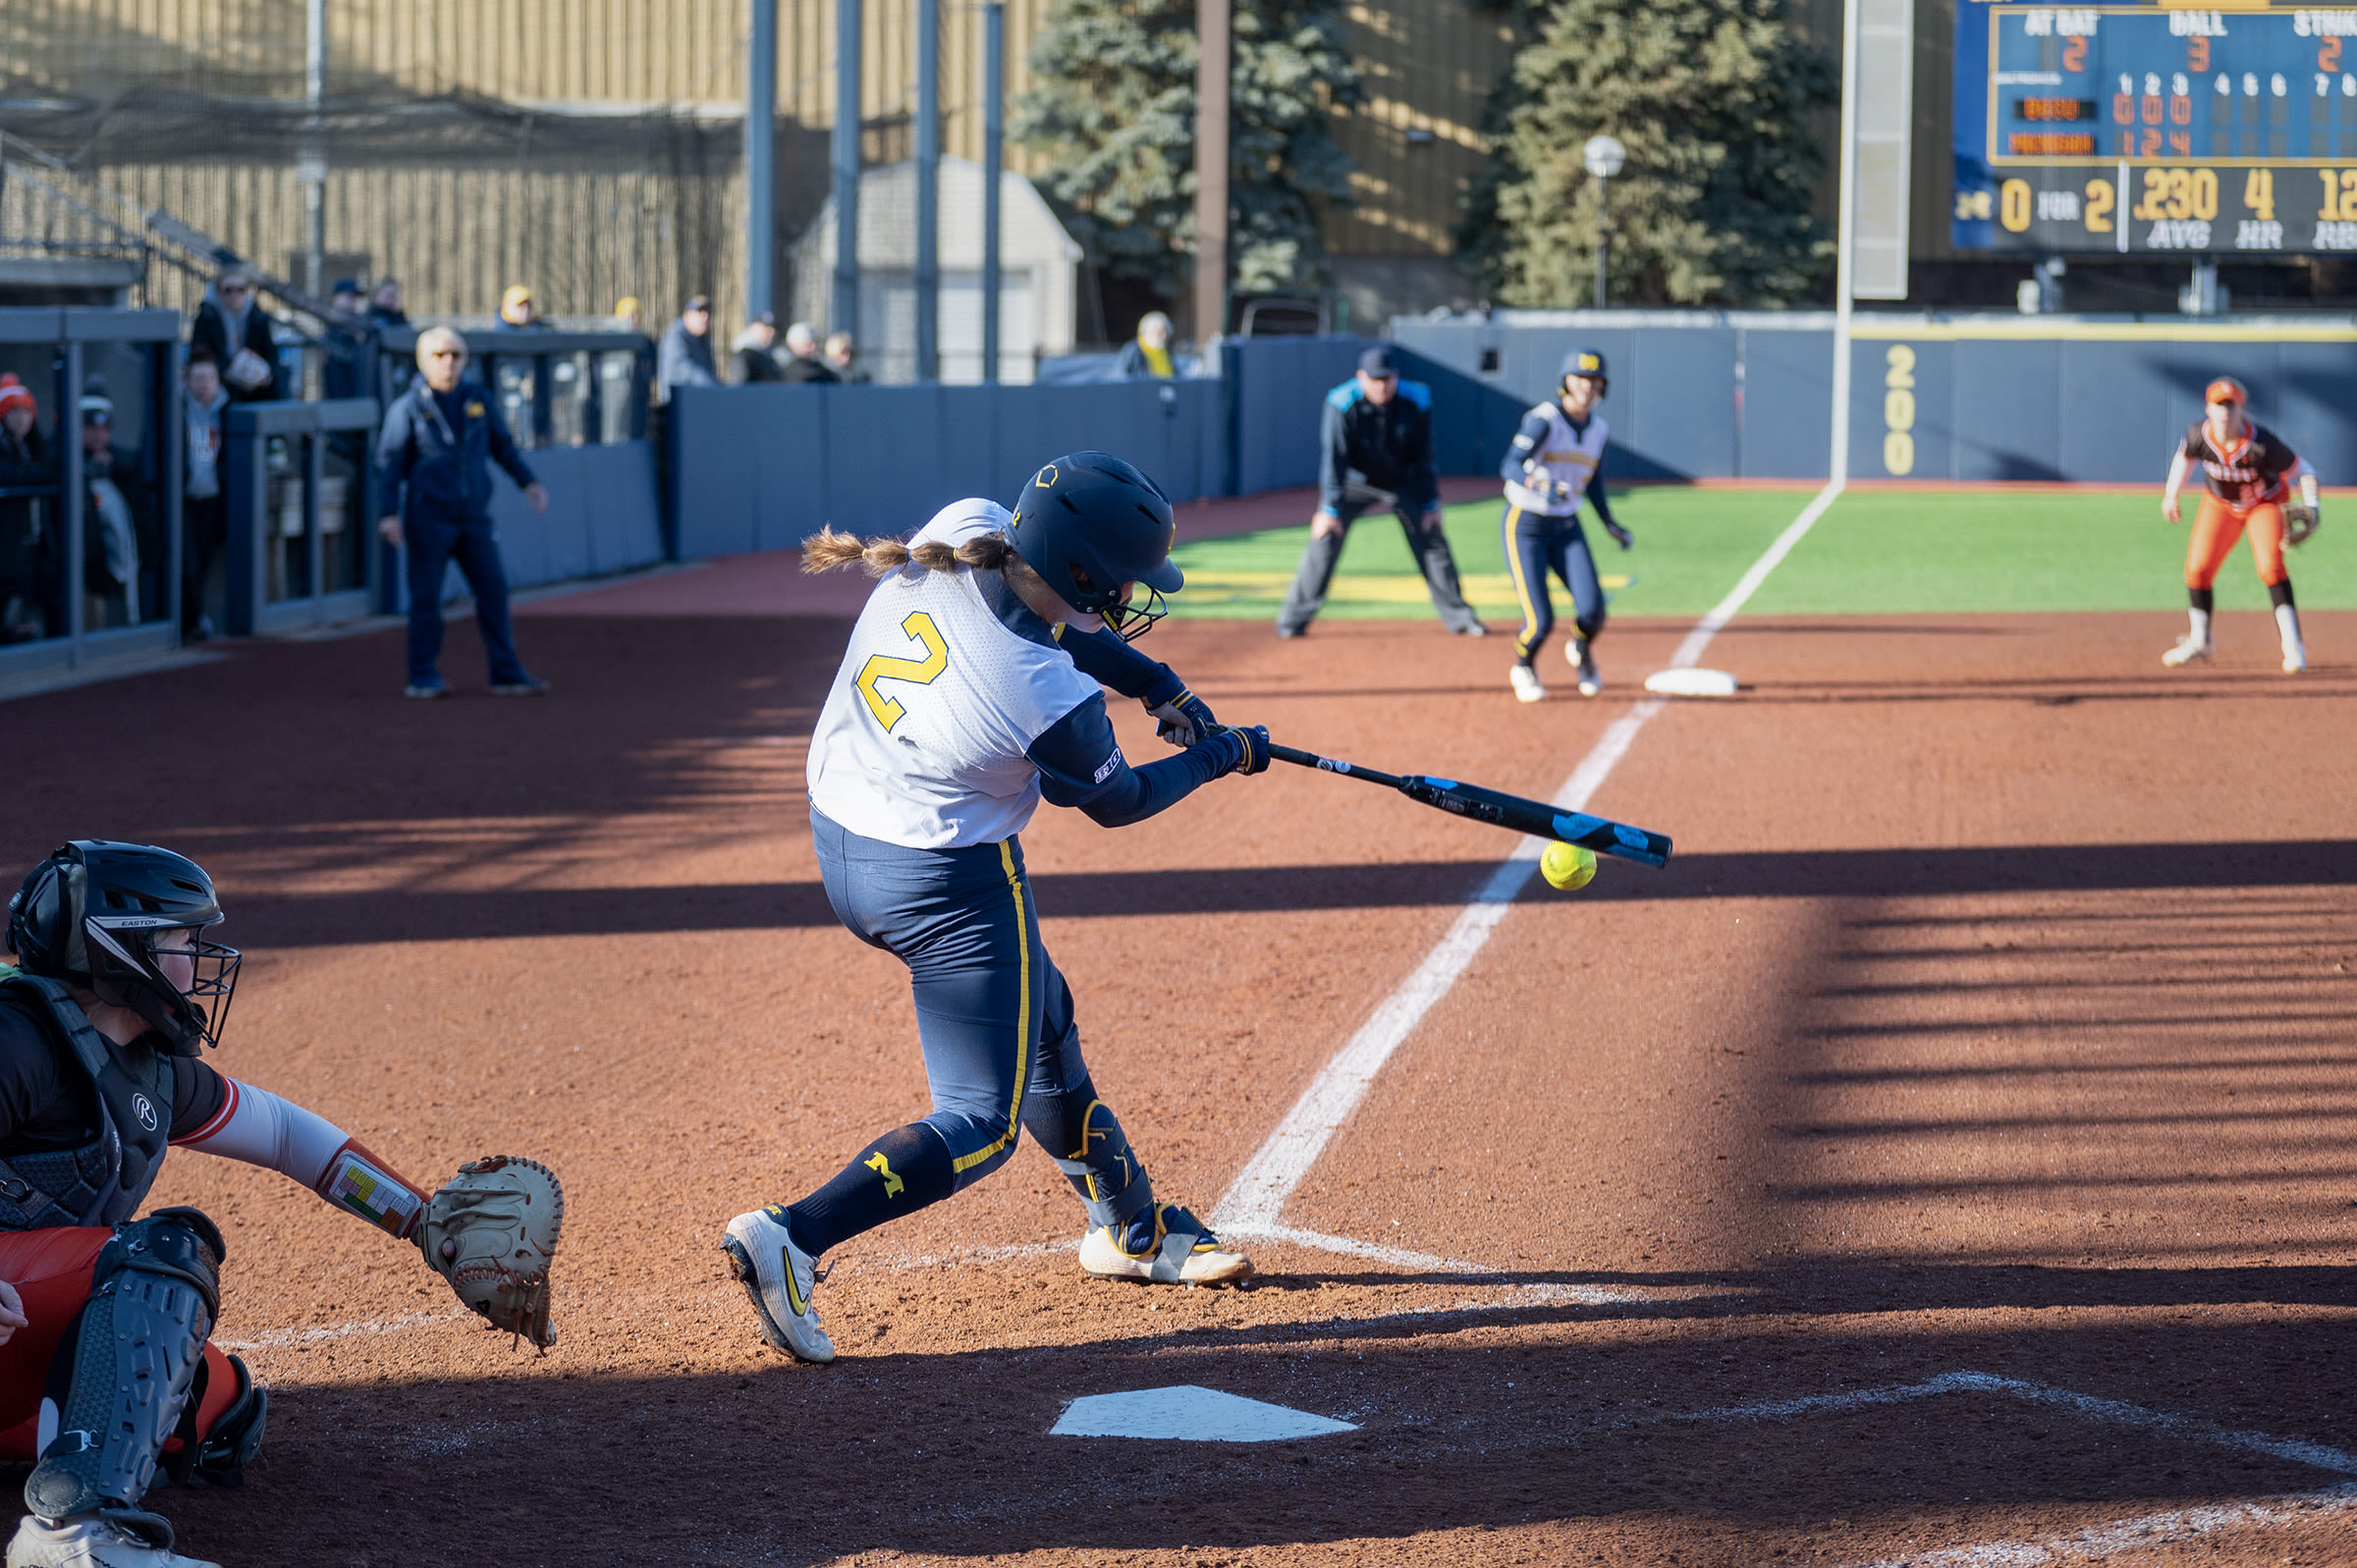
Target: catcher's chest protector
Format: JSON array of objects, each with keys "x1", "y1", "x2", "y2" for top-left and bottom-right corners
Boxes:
[{"x1": 0, "y1": 976, "x2": 176, "y2": 1231}]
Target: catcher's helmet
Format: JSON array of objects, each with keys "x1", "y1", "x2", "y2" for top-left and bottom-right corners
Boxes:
[
  {"x1": 2204, "y1": 376, "x2": 2248, "y2": 406},
  {"x1": 1011, "y1": 452, "x2": 1181, "y2": 641},
  {"x1": 1562, "y1": 348, "x2": 1609, "y2": 397},
  {"x1": 6, "y1": 840, "x2": 241, "y2": 1054}
]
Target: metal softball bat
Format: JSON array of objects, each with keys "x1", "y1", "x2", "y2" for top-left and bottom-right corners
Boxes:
[{"x1": 1263, "y1": 741, "x2": 1672, "y2": 867}]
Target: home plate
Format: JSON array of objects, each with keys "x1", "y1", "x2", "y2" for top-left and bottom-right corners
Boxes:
[
  {"x1": 1050, "y1": 1385, "x2": 1358, "y2": 1441},
  {"x1": 1644, "y1": 667, "x2": 1739, "y2": 697}
]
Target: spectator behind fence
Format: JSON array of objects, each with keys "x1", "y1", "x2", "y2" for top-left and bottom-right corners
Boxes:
[
  {"x1": 322, "y1": 276, "x2": 368, "y2": 402},
  {"x1": 657, "y1": 296, "x2": 719, "y2": 401},
  {"x1": 191, "y1": 268, "x2": 280, "y2": 403},
  {"x1": 778, "y1": 322, "x2": 838, "y2": 385},
  {"x1": 735, "y1": 315, "x2": 782, "y2": 383},
  {"x1": 79, "y1": 394, "x2": 149, "y2": 629},
  {"x1": 375, "y1": 327, "x2": 551, "y2": 700},
  {"x1": 615, "y1": 297, "x2": 644, "y2": 336},
  {"x1": 0, "y1": 375, "x2": 56, "y2": 644},
  {"x1": 182, "y1": 352, "x2": 231, "y2": 641},
  {"x1": 496, "y1": 284, "x2": 548, "y2": 331},
  {"x1": 1115, "y1": 311, "x2": 1177, "y2": 380},
  {"x1": 824, "y1": 332, "x2": 871, "y2": 384},
  {"x1": 367, "y1": 276, "x2": 411, "y2": 329}
]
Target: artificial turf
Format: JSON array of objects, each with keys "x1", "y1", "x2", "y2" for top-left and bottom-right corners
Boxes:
[{"x1": 1164, "y1": 486, "x2": 2355, "y2": 621}]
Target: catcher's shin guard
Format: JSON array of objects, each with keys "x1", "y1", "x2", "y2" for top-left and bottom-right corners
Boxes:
[
  {"x1": 25, "y1": 1210, "x2": 223, "y2": 1534},
  {"x1": 1022, "y1": 1082, "x2": 1155, "y2": 1231}
]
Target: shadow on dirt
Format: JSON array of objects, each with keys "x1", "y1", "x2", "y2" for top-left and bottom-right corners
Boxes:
[
  {"x1": 213, "y1": 838, "x2": 2357, "y2": 946},
  {"x1": 110, "y1": 1279, "x2": 2357, "y2": 1567}
]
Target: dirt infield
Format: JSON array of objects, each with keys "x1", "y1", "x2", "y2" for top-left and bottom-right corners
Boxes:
[{"x1": 2, "y1": 591, "x2": 2353, "y2": 1567}]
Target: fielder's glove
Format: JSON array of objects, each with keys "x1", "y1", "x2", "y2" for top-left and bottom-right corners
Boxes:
[
  {"x1": 2284, "y1": 502, "x2": 2321, "y2": 547},
  {"x1": 1604, "y1": 520, "x2": 1633, "y2": 551},
  {"x1": 415, "y1": 1155, "x2": 565, "y2": 1351},
  {"x1": 1147, "y1": 689, "x2": 1217, "y2": 748}
]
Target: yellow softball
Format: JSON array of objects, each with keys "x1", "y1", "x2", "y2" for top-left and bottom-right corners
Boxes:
[{"x1": 1541, "y1": 840, "x2": 1596, "y2": 892}]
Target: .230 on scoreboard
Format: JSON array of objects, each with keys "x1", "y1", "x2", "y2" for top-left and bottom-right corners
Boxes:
[{"x1": 1954, "y1": 0, "x2": 2357, "y2": 254}]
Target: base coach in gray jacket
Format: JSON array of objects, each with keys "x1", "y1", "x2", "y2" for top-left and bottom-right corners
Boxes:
[
  {"x1": 375, "y1": 327, "x2": 551, "y2": 698},
  {"x1": 1275, "y1": 344, "x2": 1484, "y2": 639}
]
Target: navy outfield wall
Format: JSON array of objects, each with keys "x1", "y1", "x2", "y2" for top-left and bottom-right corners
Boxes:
[
  {"x1": 672, "y1": 378, "x2": 1225, "y2": 557},
  {"x1": 1394, "y1": 311, "x2": 2357, "y2": 485}
]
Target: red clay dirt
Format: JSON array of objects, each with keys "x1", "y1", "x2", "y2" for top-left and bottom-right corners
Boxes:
[{"x1": 1, "y1": 590, "x2": 2351, "y2": 1568}]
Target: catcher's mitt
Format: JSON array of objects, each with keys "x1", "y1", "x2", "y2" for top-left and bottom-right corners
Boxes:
[
  {"x1": 2284, "y1": 503, "x2": 2321, "y2": 547},
  {"x1": 415, "y1": 1156, "x2": 564, "y2": 1350}
]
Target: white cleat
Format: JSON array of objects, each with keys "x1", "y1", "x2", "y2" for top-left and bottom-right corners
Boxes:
[
  {"x1": 1079, "y1": 1203, "x2": 1254, "y2": 1286},
  {"x1": 1508, "y1": 664, "x2": 1546, "y2": 703},
  {"x1": 2282, "y1": 642, "x2": 2308, "y2": 674},
  {"x1": 2161, "y1": 634, "x2": 2214, "y2": 668},
  {"x1": 1568, "y1": 636, "x2": 1602, "y2": 697},
  {"x1": 6, "y1": 1514, "x2": 218, "y2": 1568},
  {"x1": 722, "y1": 1208, "x2": 836, "y2": 1364}
]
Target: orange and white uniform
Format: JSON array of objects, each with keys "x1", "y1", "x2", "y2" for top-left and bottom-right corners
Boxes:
[{"x1": 2173, "y1": 417, "x2": 2301, "y2": 590}]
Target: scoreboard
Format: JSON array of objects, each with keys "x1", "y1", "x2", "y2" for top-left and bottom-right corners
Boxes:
[{"x1": 1953, "y1": 1, "x2": 2357, "y2": 255}]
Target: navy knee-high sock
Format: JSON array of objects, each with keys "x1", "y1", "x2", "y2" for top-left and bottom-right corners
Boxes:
[{"x1": 785, "y1": 1123, "x2": 956, "y2": 1256}]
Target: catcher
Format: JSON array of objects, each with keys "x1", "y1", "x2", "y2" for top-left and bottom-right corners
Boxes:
[{"x1": 0, "y1": 841, "x2": 562, "y2": 1568}]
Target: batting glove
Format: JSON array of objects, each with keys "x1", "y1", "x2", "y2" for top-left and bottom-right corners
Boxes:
[
  {"x1": 1214, "y1": 725, "x2": 1272, "y2": 777},
  {"x1": 1604, "y1": 521, "x2": 1633, "y2": 550},
  {"x1": 1147, "y1": 689, "x2": 1217, "y2": 748}
]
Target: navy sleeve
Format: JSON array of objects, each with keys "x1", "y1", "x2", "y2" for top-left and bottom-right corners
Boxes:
[
  {"x1": 484, "y1": 397, "x2": 539, "y2": 489},
  {"x1": 374, "y1": 400, "x2": 414, "y2": 514},
  {"x1": 1055, "y1": 623, "x2": 1185, "y2": 706},
  {"x1": 1502, "y1": 408, "x2": 1550, "y2": 485},
  {"x1": 1585, "y1": 466, "x2": 1617, "y2": 526},
  {"x1": 1027, "y1": 694, "x2": 1236, "y2": 828},
  {"x1": 1318, "y1": 396, "x2": 1349, "y2": 514}
]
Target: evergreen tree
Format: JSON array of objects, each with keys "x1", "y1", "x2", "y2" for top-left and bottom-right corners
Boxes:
[
  {"x1": 1015, "y1": 0, "x2": 1362, "y2": 304},
  {"x1": 1461, "y1": 0, "x2": 1836, "y2": 307}
]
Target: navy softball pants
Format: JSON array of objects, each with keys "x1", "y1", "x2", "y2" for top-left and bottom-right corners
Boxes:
[
  {"x1": 797, "y1": 808, "x2": 1154, "y2": 1254},
  {"x1": 1504, "y1": 503, "x2": 1605, "y2": 665}
]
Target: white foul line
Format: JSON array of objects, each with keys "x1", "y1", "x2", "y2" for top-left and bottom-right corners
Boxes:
[{"x1": 1212, "y1": 480, "x2": 1844, "y2": 1237}]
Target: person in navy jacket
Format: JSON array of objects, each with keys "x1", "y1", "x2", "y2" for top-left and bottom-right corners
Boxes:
[
  {"x1": 375, "y1": 327, "x2": 551, "y2": 699},
  {"x1": 1274, "y1": 345, "x2": 1484, "y2": 638}
]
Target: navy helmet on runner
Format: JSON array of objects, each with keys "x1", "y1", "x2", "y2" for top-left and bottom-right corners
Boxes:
[
  {"x1": 6, "y1": 840, "x2": 242, "y2": 1054},
  {"x1": 1562, "y1": 348, "x2": 1609, "y2": 398},
  {"x1": 1011, "y1": 452, "x2": 1181, "y2": 641}
]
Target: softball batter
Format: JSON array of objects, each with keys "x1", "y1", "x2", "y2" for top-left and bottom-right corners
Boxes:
[
  {"x1": 1501, "y1": 349, "x2": 1630, "y2": 701},
  {"x1": 724, "y1": 453, "x2": 1270, "y2": 1365},
  {"x1": 2162, "y1": 377, "x2": 2319, "y2": 673}
]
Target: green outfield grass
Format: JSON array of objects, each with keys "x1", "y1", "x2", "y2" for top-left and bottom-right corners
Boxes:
[{"x1": 1165, "y1": 487, "x2": 2355, "y2": 621}]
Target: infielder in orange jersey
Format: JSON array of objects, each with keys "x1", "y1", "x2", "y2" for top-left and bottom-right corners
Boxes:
[{"x1": 2161, "y1": 377, "x2": 2321, "y2": 673}]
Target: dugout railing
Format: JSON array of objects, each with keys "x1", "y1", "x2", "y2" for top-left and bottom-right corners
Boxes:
[{"x1": 0, "y1": 307, "x2": 186, "y2": 692}]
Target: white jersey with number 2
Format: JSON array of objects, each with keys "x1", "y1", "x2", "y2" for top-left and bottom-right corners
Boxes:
[{"x1": 806, "y1": 499, "x2": 1103, "y2": 850}]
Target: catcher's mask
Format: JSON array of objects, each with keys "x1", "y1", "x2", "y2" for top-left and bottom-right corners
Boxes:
[
  {"x1": 1010, "y1": 452, "x2": 1181, "y2": 643},
  {"x1": 6, "y1": 841, "x2": 241, "y2": 1054}
]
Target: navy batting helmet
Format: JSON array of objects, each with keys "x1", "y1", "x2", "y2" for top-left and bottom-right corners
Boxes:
[
  {"x1": 1011, "y1": 452, "x2": 1181, "y2": 641},
  {"x1": 7, "y1": 840, "x2": 241, "y2": 1054},
  {"x1": 1562, "y1": 348, "x2": 1609, "y2": 396}
]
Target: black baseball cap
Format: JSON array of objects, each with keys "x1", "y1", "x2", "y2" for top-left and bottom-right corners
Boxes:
[
  {"x1": 1357, "y1": 345, "x2": 1398, "y2": 377},
  {"x1": 685, "y1": 295, "x2": 711, "y2": 312},
  {"x1": 330, "y1": 276, "x2": 361, "y2": 296}
]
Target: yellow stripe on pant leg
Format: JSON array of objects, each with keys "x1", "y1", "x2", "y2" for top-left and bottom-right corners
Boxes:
[
  {"x1": 954, "y1": 841, "x2": 1032, "y2": 1174},
  {"x1": 1503, "y1": 506, "x2": 1541, "y2": 659}
]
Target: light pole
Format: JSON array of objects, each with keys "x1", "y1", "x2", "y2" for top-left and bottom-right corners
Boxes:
[{"x1": 1583, "y1": 134, "x2": 1624, "y2": 310}]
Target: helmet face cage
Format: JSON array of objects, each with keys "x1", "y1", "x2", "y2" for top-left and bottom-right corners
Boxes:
[
  {"x1": 7, "y1": 841, "x2": 240, "y2": 1054},
  {"x1": 1012, "y1": 453, "x2": 1180, "y2": 640},
  {"x1": 85, "y1": 919, "x2": 241, "y2": 1054}
]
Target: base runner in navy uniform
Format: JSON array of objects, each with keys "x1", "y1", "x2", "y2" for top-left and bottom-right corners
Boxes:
[
  {"x1": 1501, "y1": 349, "x2": 1630, "y2": 701},
  {"x1": 723, "y1": 454, "x2": 1270, "y2": 1365},
  {"x1": 0, "y1": 842, "x2": 521, "y2": 1568}
]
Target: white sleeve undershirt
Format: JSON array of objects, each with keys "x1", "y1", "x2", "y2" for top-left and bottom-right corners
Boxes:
[{"x1": 174, "y1": 1076, "x2": 348, "y2": 1187}]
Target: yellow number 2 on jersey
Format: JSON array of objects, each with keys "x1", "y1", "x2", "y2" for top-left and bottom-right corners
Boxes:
[{"x1": 854, "y1": 611, "x2": 950, "y2": 730}]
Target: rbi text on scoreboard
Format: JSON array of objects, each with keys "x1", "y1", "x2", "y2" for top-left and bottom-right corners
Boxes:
[{"x1": 1952, "y1": 2, "x2": 2357, "y2": 255}]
